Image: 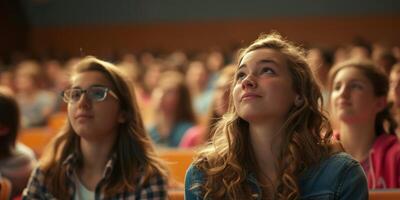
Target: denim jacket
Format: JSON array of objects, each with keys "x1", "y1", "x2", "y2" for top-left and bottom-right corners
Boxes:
[{"x1": 185, "y1": 152, "x2": 368, "y2": 200}]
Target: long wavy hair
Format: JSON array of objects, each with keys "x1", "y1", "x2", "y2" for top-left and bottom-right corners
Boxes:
[
  {"x1": 328, "y1": 59, "x2": 396, "y2": 135},
  {"x1": 193, "y1": 32, "x2": 335, "y2": 199},
  {"x1": 39, "y1": 56, "x2": 168, "y2": 198}
]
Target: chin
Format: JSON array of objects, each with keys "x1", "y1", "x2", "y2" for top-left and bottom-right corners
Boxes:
[{"x1": 238, "y1": 114, "x2": 261, "y2": 123}]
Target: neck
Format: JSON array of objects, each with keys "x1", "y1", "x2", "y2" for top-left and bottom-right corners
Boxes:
[
  {"x1": 339, "y1": 122, "x2": 376, "y2": 162},
  {"x1": 249, "y1": 120, "x2": 284, "y2": 182},
  {"x1": 79, "y1": 135, "x2": 115, "y2": 175}
]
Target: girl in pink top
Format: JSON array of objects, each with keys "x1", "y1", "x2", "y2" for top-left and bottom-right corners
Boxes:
[{"x1": 329, "y1": 59, "x2": 400, "y2": 189}]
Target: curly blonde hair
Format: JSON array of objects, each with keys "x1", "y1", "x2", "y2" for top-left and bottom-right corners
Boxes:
[{"x1": 193, "y1": 32, "x2": 336, "y2": 199}]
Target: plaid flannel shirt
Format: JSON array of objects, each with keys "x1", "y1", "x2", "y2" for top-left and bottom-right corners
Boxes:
[{"x1": 22, "y1": 153, "x2": 167, "y2": 200}]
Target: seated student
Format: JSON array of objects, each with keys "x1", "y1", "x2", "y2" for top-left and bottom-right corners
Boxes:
[
  {"x1": 14, "y1": 60, "x2": 57, "y2": 128},
  {"x1": 0, "y1": 87, "x2": 36, "y2": 198},
  {"x1": 329, "y1": 59, "x2": 400, "y2": 189},
  {"x1": 185, "y1": 33, "x2": 368, "y2": 199},
  {"x1": 23, "y1": 56, "x2": 168, "y2": 199},
  {"x1": 180, "y1": 65, "x2": 236, "y2": 148},
  {"x1": 149, "y1": 71, "x2": 196, "y2": 148}
]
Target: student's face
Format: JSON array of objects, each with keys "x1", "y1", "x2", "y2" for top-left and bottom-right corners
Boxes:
[
  {"x1": 15, "y1": 74, "x2": 35, "y2": 92},
  {"x1": 330, "y1": 67, "x2": 384, "y2": 124},
  {"x1": 389, "y1": 70, "x2": 400, "y2": 108},
  {"x1": 152, "y1": 84, "x2": 179, "y2": 113},
  {"x1": 232, "y1": 48, "x2": 297, "y2": 123},
  {"x1": 68, "y1": 71, "x2": 122, "y2": 140}
]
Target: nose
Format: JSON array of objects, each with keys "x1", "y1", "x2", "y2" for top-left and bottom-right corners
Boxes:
[
  {"x1": 395, "y1": 82, "x2": 400, "y2": 94},
  {"x1": 337, "y1": 84, "x2": 350, "y2": 99},
  {"x1": 77, "y1": 92, "x2": 92, "y2": 109},
  {"x1": 241, "y1": 74, "x2": 257, "y2": 90}
]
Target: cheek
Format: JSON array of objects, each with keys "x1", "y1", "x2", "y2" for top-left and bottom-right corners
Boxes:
[
  {"x1": 232, "y1": 85, "x2": 241, "y2": 108},
  {"x1": 67, "y1": 104, "x2": 76, "y2": 121},
  {"x1": 162, "y1": 94, "x2": 178, "y2": 108}
]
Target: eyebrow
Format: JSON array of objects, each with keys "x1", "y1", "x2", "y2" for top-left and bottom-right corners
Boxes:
[
  {"x1": 334, "y1": 79, "x2": 365, "y2": 85},
  {"x1": 71, "y1": 84, "x2": 107, "y2": 89},
  {"x1": 238, "y1": 59, "x2": 278, "y2": 70}
]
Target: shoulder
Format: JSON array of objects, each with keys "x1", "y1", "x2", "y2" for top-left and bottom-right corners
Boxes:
[
  {"x1": 300, "y1": 152, "x2": 368, "y2": 199},
  {"x1": 136, "y1": 173, "x2": 168, "y2": 199},
  {"x1": 373, "y1": 134, "x2": 400, "y2": 152},
  {"x1": 185, "y1": 164, "x2": 205, "y2": 200},
  {"x1": 16, "y1": 142, "x2": 37, "y2": 160},
  {"x1": 22, "y1": 166, "x2": 52, "y2": 199},
  {"x1": 185, "y1": 164, "x2": 205, "y2": 184},
  {"x1": 302, "y1": 152, "x2": 362, "y2": 181},
  {"x1": 322, "y1": 152, "x2": 360, "y2": 169}
]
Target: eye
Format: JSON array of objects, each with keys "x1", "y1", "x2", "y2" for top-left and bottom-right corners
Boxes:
[
  {"x1": 333, "y1": 83, "x2": 341, "y2": 91},
  {"x1": 70, "y1": 89, "x2": 82, "y2": 101},
  {"x1": 235, "y1": 71, "x2": 246, "y2": 81},
  {"x1": 260, "y1": 67, "x2": 275, "y2": 75},
  {"x1": 90, "y1": 87, "x2": 107, "y2": 100},
  {"x1": 350, "y1": 83, "x2": 363, "y2": 90}
]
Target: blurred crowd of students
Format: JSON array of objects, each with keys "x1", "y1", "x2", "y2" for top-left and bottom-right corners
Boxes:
[{"x1": 0, "y1": 36, "x2": 400, "y2": 198}]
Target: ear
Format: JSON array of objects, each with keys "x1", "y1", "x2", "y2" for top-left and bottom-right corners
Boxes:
[
  {"x1": 375, "y1": 96, "x2": 387, "y2": 113},
  {"x1": 118, "y1": 111, "x2": 127, "y2": 123},
  {"x1": 294, "y1": 95, "x2": 304, "y2": 107}
]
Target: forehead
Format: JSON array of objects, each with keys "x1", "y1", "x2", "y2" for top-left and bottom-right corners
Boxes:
[
  {"x1": 390, "y1": 70, "x2": 400, "y2": 80},
  {"x1": 333, "y1": 67, "x2": 370, "y2": 83},
  {"x1": 71, "y1": 71, "x2": 113, "y2": 88},
  {"x1": 240, "y1": 48, "x2": 287, "y2": 67}
]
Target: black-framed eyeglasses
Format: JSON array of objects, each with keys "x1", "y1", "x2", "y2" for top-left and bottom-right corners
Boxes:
[{"x1": 62, "y1": 86, "x2": 119, "y2": 103}]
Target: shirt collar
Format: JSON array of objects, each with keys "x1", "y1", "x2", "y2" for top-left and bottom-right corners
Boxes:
[{"x1": 63, "y1": 152, "x2": 117, "y2": 180}]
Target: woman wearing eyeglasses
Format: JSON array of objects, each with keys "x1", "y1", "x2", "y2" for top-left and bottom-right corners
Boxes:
[{"x1": 23, "y1": 56, "x2": 168, "y2": 199}]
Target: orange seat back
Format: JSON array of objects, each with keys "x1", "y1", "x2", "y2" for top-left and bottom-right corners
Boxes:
[
  {"x1": 168, "y1": 189, "x2": 184, "y2": 200},
  {"x1": 18, "y1": 128, "x2": 55, "y2": 157},
  {"x1": 48, "y1": 112, "x2": 67, "y2": 133},
  {"x1": 159, "y1": 149, "x2": 195, "y2": 184},
  {"x1": 369, "y1": 189, "x2": 400, "y2": 200}
]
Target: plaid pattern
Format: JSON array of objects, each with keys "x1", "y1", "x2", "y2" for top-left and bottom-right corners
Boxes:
[{"x1": 22, "y1": 153, "x2": 167, "y2": 200}]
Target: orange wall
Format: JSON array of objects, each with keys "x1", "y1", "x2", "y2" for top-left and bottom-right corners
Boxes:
[{"x1": 29, "y1": 15, "x2": 400, "y2": 57}]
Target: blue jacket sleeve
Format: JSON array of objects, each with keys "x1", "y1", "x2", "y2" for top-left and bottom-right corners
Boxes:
[{"x1": 184, "y1": 164, "x2": 204, "y2": 200}]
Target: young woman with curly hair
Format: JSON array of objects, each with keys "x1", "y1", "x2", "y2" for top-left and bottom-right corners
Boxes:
[{"x1": 185, "y1": 33, "x2": 368, "y2": 200}]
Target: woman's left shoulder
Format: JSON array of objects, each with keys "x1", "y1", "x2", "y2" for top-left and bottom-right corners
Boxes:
[
  {"x1": 322, "y1": 152, "x2": 360, "y2": 168},
  {"x1": 301, "y1": 152, "x2": 365, "y2": 186},
  {"x1": 300, "y1": 152, "x2": 368, "y2": 199}
]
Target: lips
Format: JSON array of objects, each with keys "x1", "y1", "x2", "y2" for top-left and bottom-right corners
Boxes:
[
  {"x1": 74, "y1": 113, "x2": 94, "y2": 120},
  {"x1": 241, "y1": 92, "x2": 261, "y2": 101},
  {"x1": 337, "y1": 100, "x2": 352, "y2": 107}
]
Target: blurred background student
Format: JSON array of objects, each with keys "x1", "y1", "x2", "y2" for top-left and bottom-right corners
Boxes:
[
  {"x1": 180, "y1": 65, "x2": 236, "y2": 148},
  {"x1": 0, "y1": 87, "x2": 36, "y2": 198},
  {"x1": 329, "y1": 60, "x2": 400, "y2": 189},
  {"x1": 149, "y1": 70, "x2": 196, "y2": 148}
]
